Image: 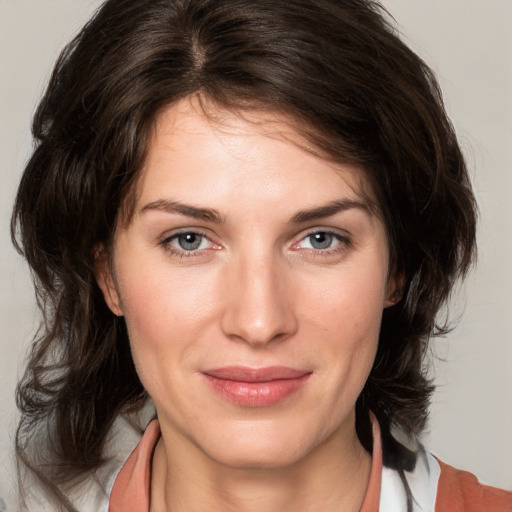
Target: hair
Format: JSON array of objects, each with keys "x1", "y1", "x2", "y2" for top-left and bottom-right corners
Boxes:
[{"x1": 11, "y1": 0, "x2": 477, "y2": 510}]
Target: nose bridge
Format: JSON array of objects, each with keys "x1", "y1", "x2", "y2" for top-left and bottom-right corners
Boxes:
[{"x1": 220, "y1": 246, "x2": 297, "y2": 346}]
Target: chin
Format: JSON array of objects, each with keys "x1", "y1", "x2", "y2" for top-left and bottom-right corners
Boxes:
[
  {"x1": 210, "y1": 442, "x2": 307, "y2": 470},
  {"x1": 196, "y1": 419, "x2": 327, "y2": 470}
]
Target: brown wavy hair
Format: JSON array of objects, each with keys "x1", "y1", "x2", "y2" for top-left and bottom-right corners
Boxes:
[{"x1": 11, "y1": 0, "x2": 477, "y2": 509}]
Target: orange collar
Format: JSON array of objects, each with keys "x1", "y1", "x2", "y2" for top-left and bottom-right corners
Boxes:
[{"x1": 109, "y1": 416, "x2": 382, "y2": 512}]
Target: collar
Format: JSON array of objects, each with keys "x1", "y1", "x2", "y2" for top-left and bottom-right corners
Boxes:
[{"x1": 109, "y1": 416, "x2": 383, "y2": 512}]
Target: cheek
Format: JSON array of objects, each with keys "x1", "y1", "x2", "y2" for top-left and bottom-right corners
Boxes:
[
  {"x1": 116, "y1": 273, "x2": 197, "y2": 405},
  {"x1": 303, "y1": 261, "x2": 388, "y2": 335},
  {"x1": 117, "y1": 259, "x2": 216, "y2": 337},
  {"x1": 300, "y1": 261, "x2": 386, "y2": 386},
  {"x1": 113, "y1": 256, "x2": 224, "y2": 389}
]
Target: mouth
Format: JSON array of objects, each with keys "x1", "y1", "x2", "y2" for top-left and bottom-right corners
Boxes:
[{"x1": 202, "y1": 366, "x2": 312, "y2": 407}]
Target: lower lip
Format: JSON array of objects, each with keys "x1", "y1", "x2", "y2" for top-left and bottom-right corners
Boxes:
[{"x1": 203, "y1": 374, "x2": 311, "y2": 407}]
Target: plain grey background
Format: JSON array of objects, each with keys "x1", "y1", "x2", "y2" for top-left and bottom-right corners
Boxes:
[{"x1": 1, "y1": 0, "x2": 511, "y2": 508}]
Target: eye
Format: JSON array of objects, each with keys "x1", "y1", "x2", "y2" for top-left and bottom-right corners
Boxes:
[
  {"x1": 304, "y1": 232, "x2": 338, "y2": 250},
  {"x1": 172, "y1": 232, "x2": 209, "y2": 251},
  {"x1": 160, "y1": 230, "x2": 219, "y2": 256},
  {"x1": 297, "y1": 231, "x2": 343, "y2": 251}
]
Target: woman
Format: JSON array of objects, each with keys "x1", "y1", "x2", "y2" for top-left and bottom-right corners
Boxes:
[{"x1": 10, "y1": 0, "x2": 512, "y2": 511}]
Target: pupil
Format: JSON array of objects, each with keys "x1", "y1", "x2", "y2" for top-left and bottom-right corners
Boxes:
[
  {"x1": 178, "y1": 233, "x2": 202, "y2": 250},
  {"x1": 310, "y1": 232, "x2": 332, "y2": 250}
]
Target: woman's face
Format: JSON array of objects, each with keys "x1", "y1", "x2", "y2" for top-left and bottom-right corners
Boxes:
[{"x1": 98, "y1": 97, "x2": 398, "y2": 469}]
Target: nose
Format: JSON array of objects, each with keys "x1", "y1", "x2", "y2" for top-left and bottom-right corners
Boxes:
[{"x1": 220, "y1": 251, "x2": 298, "y2": 347}]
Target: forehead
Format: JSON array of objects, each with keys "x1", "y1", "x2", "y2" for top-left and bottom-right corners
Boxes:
[{"x1": 128, "y1": 96, "x2": 380, "y2": 220}]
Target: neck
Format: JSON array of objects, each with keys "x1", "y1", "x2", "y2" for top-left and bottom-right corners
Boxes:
[{"x1": 150, "y1": 418, "x2": 372, "y2": 512}]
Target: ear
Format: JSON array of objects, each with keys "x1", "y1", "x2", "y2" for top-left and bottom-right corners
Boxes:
[
  {"x1": 94, "y1": 244, "x2": 124, "y2": 316},
  {"x1": 384, "y1": 270, "x2": 405, "y2": 308}
]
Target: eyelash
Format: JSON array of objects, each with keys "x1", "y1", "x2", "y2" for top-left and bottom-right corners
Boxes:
[
  {"x1": 159, "y1": 229, "x2": 218, "y2": 258},
  {"x1": 159, "y1": 229, "x2": 351, "y2": 259},
  {"x1": 291, "y1": 230, "x2": 351, "y2": 257}
]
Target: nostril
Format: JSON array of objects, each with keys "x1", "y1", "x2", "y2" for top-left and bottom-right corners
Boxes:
[{"x1": 220, "y1": 296, "x2": 298, "y2": 347}]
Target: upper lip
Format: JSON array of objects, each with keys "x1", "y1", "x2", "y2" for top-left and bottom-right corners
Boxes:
[{"x1": 203, "y1": 366, "x2": 311, "y2": 382}]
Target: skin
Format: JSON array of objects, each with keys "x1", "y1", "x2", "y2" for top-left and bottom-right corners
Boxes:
[{"x1": 97, "y1": 96, "x2": 399, "y2": 512}]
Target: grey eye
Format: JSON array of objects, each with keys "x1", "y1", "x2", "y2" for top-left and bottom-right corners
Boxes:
[
  {"x1": 176, "y1": 233, "x2": 203, "y2": 251},
  {"x1": 308, "y1": 232, "x2": 334, "y2": 250}
]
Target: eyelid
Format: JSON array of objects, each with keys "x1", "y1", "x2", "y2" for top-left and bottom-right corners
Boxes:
[
  {"x1": 293, "y1": 227, "x2": 350, "y2": 243},
  {"x1": 159, "y1": 224, "x2": 220, "y2": 239}
]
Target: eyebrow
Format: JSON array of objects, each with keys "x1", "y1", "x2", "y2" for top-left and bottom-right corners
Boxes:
[
  {"x1": 140, "y1": 197, "x2": 372, "y2": 225},
  {"x1": 140, "y1": 199, "x2": 224, "y2": 223},
  {"x1": 290, "y1": 199, "x2": 372, "y2": 224}
]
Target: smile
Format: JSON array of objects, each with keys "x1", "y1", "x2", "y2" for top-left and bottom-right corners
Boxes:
[{"x1": 202, "y1": 366, "x2": 312, "y2": 407}]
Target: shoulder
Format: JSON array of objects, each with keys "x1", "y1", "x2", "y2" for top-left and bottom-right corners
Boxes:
[
  {"x1": 435, "y1": 458, "x2": 512, "y2": 512},
  {"x1": 380, "y1": 434, "x2": 512, "y2": 512},
  {"x1": 16, "y1": 414, "x2": 146, "y2": 512},
  {"x1": 70, "y1": 414, "x2": 147, "y2": 512},
  {"x1": 380, "y1": 447, "x2": 440, "y2": 512}
]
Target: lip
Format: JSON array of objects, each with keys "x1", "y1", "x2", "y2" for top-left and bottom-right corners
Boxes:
[{"x1": 202, "y1": 366, "x2": 312, "y2": 407}]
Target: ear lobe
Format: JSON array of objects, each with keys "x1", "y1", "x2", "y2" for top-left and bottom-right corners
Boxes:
[
  {"x1": 384, "y1": 272, "x2": 405, "y2": 308},
  {"x1": 94, "y1": 245, "x2": 123, "y2": 316}
]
